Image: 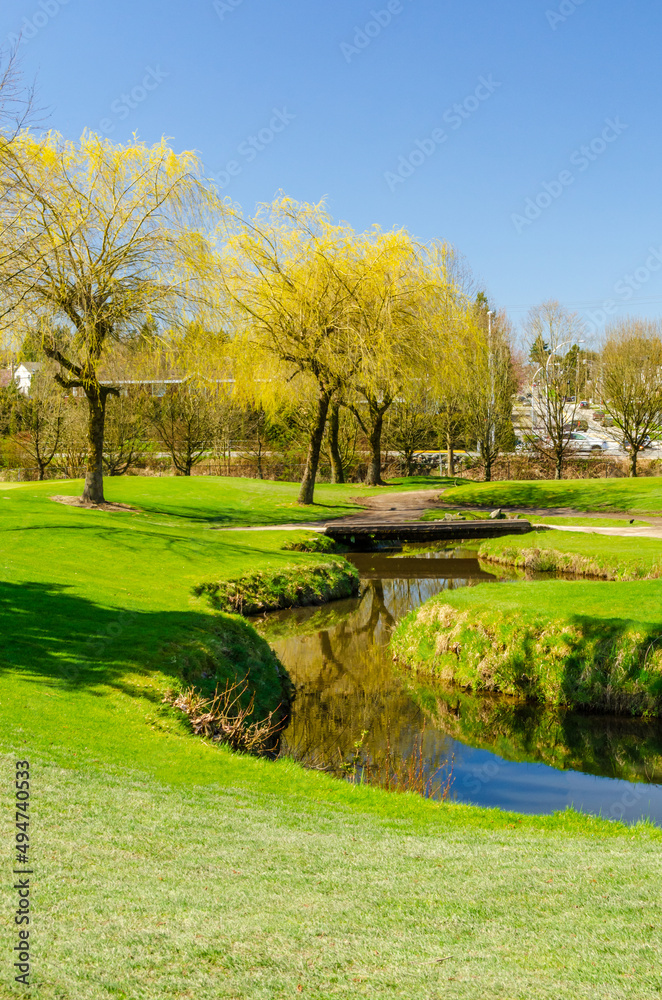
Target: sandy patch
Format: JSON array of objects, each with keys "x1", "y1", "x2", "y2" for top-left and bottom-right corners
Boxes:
[{"x1": 49, "y1": 494, "x2": 139, "y2": 513}]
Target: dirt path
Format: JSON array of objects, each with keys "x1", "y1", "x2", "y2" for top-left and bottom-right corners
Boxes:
[
  {"x1": 333, "y1": 488, "x2": 443, "y2": 525},
  {"x1": 217, "y1": 488, "x2": 444, "y2": 532},
  {"x1": 219, "y1": 485, "x2": 662, "y2": 539}
]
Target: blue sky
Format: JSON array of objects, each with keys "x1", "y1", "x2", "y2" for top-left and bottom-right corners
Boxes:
[{"x1": 3, "y1": 0, "x2": 662, "y2": 339}]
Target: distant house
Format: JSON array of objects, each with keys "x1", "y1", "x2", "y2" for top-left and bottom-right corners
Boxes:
[{"x1": 13, "y1": 362, "x2": 43, "y2": 394}]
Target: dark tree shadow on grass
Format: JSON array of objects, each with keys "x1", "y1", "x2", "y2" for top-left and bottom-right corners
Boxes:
[{"x1": 0, "y1": 580, "x2": 284, "y2": 718}]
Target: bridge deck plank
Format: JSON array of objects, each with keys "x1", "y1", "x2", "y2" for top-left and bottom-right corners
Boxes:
[{"x1": 325, "y1": 520, "x2": 533, "y2": 542}]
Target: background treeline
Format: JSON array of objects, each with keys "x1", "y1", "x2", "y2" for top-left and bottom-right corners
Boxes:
[
  {"x1": 2, "y1": 129, "x2": 662, "y2": 500},
  {"x1": 0, "y1": 132, "x2": 518, "y2": 502}
]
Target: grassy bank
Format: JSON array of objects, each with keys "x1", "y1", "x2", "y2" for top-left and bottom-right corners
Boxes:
[
  {"x1": 2, "y1": 476, "x2": 662, "y2": 997},
  {"x1": 477, "y1": 530, "x2": 662, "y2": 580},
  {"x1": 438, "y1": 476, "x2": 662, "y2": 514},
  {"x1": 194, "y1": 558, "x2": 359, "y2": 614},
  {"x1": 391, "y1": 578, "x2": 662, "y2": 714},
  {"x1": 0, "y1": 476, "x2": 424, "y2": 730}
]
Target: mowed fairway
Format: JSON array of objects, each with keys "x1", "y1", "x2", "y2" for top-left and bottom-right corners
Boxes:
[
  {"x1": 1, "y1": 477, "x2": 661, "y2": 999},
  {"x1": 439, "y1": 476, "x2": 662, "y2": 514}
]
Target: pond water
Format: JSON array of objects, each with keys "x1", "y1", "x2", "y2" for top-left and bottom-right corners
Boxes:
[{"x1": 261, "y1": 546, "x2": 662, "y2": 825}]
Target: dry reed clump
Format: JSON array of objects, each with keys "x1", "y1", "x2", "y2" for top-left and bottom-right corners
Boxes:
[
  {"x1": 352, "y1": 734, "x2": 454, "y2": 801},
  {"x1": 165, "y1": 677, "x2": 286, "y2": 756}
]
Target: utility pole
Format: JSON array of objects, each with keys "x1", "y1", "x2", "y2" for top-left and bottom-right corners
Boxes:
[{"x1": 488, "y1": 310, "x2": 495, "y2": 452}]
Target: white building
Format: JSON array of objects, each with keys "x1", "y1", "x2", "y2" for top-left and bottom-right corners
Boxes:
[{"x1": 13, "y1": 362, "x2": 43, "y2": 394}]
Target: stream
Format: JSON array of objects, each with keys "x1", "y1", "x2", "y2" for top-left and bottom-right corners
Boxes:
[{"x1": 260, "y1": 545, "x2": 662, "y2": 825}]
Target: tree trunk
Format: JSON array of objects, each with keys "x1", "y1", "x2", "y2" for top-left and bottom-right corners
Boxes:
[
  {"x1": 484, "y1": 454, "x2": 492, "y2": 482},
  {"x1": 82, "y1": 390, "x2": 107, "y2": 504},
  {"x1": 555, "y1": 453, "x2": 563, "y2": 480},
  {"x1": 298, "y1": 389, "x2": 331, "y2": 505},
  {"x1": 630, "y1": 448, "x2": 638, "y2": 477},
  {"x1": 365, "y1": 411, "x2": 385, "y2": 486},
  {"x1": 447, "y1": 430, "x2": 455, "y2": 478},
  {"x1": 328, "y1": 399, "x2": 344, "y2": 484},
  {"x1": 256, "y1": 436, "x2": 264, "y2": 479}
]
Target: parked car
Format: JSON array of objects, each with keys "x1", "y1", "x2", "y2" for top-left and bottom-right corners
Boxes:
[
  {"x1": 564, "y1": 419, "x2": 589, "y2": 432},
  {"x1": 622, "y1": 435, "x2": 653, "y2": 451},
  {"x1": 578, "y1": 400, "x2": 591, "y2": 409},
  {"x1": 567, "y1": 432, "x2": 619, "y2": 455},
  {"x1": 515, "y1": 435, "x2": 544, "y2": 452}
]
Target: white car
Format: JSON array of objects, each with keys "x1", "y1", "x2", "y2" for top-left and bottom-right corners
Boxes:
[{"x1": 567, "y1": 432, "x2": 619, "y2": 455}]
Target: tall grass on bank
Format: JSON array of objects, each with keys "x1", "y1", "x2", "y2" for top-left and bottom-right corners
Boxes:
[
  {"x1": 477, "y1": 531, "x2": 662, "y2": 581},
  {"x1": 391, "y1": 589, "x2": 662, "y2": 715}
]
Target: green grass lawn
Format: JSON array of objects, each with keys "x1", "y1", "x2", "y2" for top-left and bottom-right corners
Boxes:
[
  {"x1": 423, "y1": 509, "x2": 651, "y2": 528},
  {"x1": 2, "y1": 476, "x2": 662, "y2": 998},
  {"x1": 440, "y1": 476, "x2": 662, "y2": 514},
  {"x1": 528, "y1": 515, "x2": 651, "y2": 527}
]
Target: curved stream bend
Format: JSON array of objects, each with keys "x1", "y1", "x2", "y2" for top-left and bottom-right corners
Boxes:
[{"x1": 261, "y1": 546, "x2": 662, "y2": 825}]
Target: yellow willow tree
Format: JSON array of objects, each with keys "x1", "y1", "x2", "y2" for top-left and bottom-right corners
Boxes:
[
  {"x1": 345, "y1": 231, "x2": 451, "y2": 486},
  {"x1": 220, "y1": 197, "x2": 362, "y2": 505},
  {"x1": 0, "y1": 132, "x2": 216, "y2": 503}
]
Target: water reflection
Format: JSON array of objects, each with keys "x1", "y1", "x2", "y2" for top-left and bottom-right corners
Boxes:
[{"x1": 260, "y1": 546, "x2": 662, "y2": 824}]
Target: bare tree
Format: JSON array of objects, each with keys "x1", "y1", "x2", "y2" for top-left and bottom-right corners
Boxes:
[
  {"x1": 10, "y1": 371, "x2": 64, "y2": 479},
  {"x1": 151, "y1": 381, "x2": 214, "y2": 476},
  {"x1": 324, "y1": 397, "x2": 359, "y2": 483},
  {"x1": 463, "y1": 303, "x2": 516, "y2": 481},
  {"x1": 0, "y1": 46, "x2": 36, "y2": 137},
  {"x1": 524, "y1": 300, "x2": 585, "y2": 480},
  {"x1": 0, "y1": 45, "x2": 42, "y2": 322},
  {"x1": 103, "y1": 389, "x2": 150, "y2": 477},
  {"x1": 60, "y1": 396, "x2": 88, "y2": 479},
  {"x1": 384, "y1": 391, "x2": 437, "y2": 477},
  {"x1": 598, "y1": 319, "x2": 662, "y2": 477},
  {"x1": 209, "y1": 387, "x2": 243, "y2": 475}
]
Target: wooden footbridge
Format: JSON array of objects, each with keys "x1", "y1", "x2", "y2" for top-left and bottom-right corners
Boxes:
[{"x1": 325, "y1": 518, "x2": 533, "y2": 545}]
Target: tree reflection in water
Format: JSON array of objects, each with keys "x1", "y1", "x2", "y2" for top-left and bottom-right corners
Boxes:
[{"x1": 261, "y1": 548, "x2": 489, "y2": 779}]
